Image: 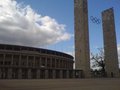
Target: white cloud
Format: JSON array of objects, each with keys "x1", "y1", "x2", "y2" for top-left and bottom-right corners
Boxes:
[{"x1": 0, "y1": 0, "x2": 72, "y2": 47}]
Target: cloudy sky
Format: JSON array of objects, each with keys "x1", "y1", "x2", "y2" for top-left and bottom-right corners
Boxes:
[
  {"x1": 0, "y1": 0, "x2": 72, "y2": 47},
  {"x1": 0, "y1": 0, "x2": 120, "y2": 66}
]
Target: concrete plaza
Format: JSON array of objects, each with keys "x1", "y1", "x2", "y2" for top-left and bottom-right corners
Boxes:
[{"x1": 0, "y1": 79, "x2": 120, "y2": 90}]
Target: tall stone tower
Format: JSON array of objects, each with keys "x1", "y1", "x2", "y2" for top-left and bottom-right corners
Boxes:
[
  {"x1": 102, "y1": 8, "x2": 119, "y2": 78},
  {"x1": 74, "y1": 0, "x2": 91, "y2": 78}
]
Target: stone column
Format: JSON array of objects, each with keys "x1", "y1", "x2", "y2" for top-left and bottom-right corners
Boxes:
[
  {"x1": 50, "y1": 58, "x2": 52, "y2": 68},
  {"x1": 66, "y1": 70, "x2": 69, "y2": 78},
  {"x1": 11, "y1": 54, "x2": 13, "y2": 66},
  {"x1": 62, "y1": 60, "x2": 64, "y2": 68},
  {"x1": 74, "y1": 0, "x2": 91, "y2": 78},
  {"x1": 18, "y1": 69, "x2": 22, "y2": 79},
  {"x1": 2, "y1": 70, "x2": 5, "y2": 79},
  {"x1": 36, "y1": 69, "x2": 40, "y2": 79},
  {"x1": 38, "y1": 58, "x2": 40, "y2": 68},
  {"x1": 0, "y1": 69, "x2": 2, "y2": 79},
  {"x1": 26, "y1": 56, "x2": 28, "y2": 67},
  {"x1": 102, "y1": 8, "x2": 120, "y2": 78},
  {"x1": 28, "y1": 69, "x2": 31, "y2": 79},
  {"x1": 55, "y1": 59, "x2": 56, "y2": 68},
  {"x1": 19, "y1": 54, "x2": 21, "y2": 67},
  {"x1": 45, "y1": 69, "x2": 48, "y2": 79},
  {"x1": 75, "y1": 71, "x2": 80, "y2": 78},
  {"x1": 60, "y1": 70, "x2": 63, "y2": 79},
  {"x1": 33, "y1": 56, "x2": 35, "y2": 68},
  {"x1": 7, "y1": 68, "x2": 12, "y2": 79},
  {"x1": 53, "y1": 70, "x2": 56, "y2": 79},
  {"x1": 45, "y1": 57, "x2": 47, "y2": 68},
  {"x1": 58, "y1": 59, "x2": 60, "y2": 68},
  {"x1": 3, "y1": 54, "x2": 5, "y2": 65},
  {"x1": 72, "y1": 70, "x2": 75, "y2": 78}
]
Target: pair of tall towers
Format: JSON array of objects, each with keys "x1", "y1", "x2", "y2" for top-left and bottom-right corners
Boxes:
[{"x1": 74, "y1": 0, "x2": 119, "y2": 78}]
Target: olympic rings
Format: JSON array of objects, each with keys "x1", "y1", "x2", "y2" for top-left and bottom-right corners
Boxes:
[{"x1": 90, "y1": 16, "x2": 101, "y2": 24}]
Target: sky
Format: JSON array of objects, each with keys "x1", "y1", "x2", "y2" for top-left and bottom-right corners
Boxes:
[{"x1": 0, "y1": 0, "x2": 120, "y2": 65}]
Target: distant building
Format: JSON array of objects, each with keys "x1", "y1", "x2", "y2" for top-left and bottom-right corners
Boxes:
[
  {"x1": 74, "y1": 0, "x2": 91, "y2": 78},
  {"x1": 0, "y1": 44, "x2": 82, "y2": 79},
  {"x1": 102, "y1": 8, "x2": 120, "y2": 78}
]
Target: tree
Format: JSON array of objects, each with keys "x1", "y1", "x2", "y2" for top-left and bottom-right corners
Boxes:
[{"x1": 91, "y1": 48, "x2": 106, "y2": 77}]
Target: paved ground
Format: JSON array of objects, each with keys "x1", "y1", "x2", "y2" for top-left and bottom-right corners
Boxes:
[{"x1": 0, "y1": 79, "x2": 120, "y2": 90}]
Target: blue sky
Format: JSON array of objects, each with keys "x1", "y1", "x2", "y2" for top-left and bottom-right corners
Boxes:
[
  {"x1": 88, "y1": 0, "x2": 120, "y2": 53},
  {"x1": 17, "y1": 0, "x2": 120, "y2": 54},
  {"x1": 0, "y1": 0, "x2": 120, "y2": 55}
]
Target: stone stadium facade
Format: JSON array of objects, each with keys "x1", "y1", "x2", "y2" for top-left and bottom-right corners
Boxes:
[{"x1": 0, "y1": 44, "x2": 82, "y2": 79}]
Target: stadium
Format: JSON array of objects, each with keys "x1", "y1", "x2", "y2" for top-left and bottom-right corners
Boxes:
[{"x1": 0, "y1": 44, "x2": 82, "y2": 79}]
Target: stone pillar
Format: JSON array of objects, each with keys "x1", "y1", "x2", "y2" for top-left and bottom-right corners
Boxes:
[
  {"x1": 77, "y1": 71, "x2": 81, "y2": 78},
  {"x1": 45, "y1": 69, "x2": 48, "y2": 79},
  {"x1": 19, "y1": 54, "x2": 21, "y2": 67},
  {"x1": 3, "y1": 70, "x2": 6, "y2": 79},
  {"x1": 11, "y1": 54, "x2": 13, "y2": 66},
  {"x1": 0, "y1": 69, "x2": 2, "y2": 79},
  {"x1": 55, "y1": 59, "x2": 56, "y2": 68},
  {"x1": 74, "y1": 0, "x2": 91, "y2": 78},
  {"x1": 7, "y1": 68, "x2": 12, "y2": 79},
  {"x1": 33, "y1": 56, "x2": 35, "y2": 68},
  {"x1": 3, "y1": 54, "x2": 5, "y2": 65},
  {"x1": 45, "y1": 57, "x2": 47, "y2": 68},
  {"x1": 60, "y1": 70, "x2": 63, "y2": 79},
  {"x1": 62, "y1": 61, "x2": 64, "y2": 68},
  {"x1": 75, "y1": 71, "x2": 81, "y2": 78},
  {"x1": 36, "y1": 69, "x2": 40, "y2": 79},
  {"x1": 66, "y1": 70, "x2": 69, "y2": 78},
  {"x1": 102, "y1": 8, "x2": 120, "y2": 78},
  {"x1": 50, "y1": 58, "x2": 52, "y2": 68},
  {"x1": 18, "y1": 69, "x2": 22, "y2": 79},
  {"x1": 53, "y1": 70, "x2": 56, "y2": 79},
  {"x1": 26, "y1": 56, "x2": 28, "y2": 67},
  {"x1": 28, "y1": 69, "x2": 31, "y2": 79},
  {"x1": 58, "y1": 60, "x2": 60, "y2": 68},
  {"x1": 72, "y1": 70, "x2": 75, "y2": 78}
]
